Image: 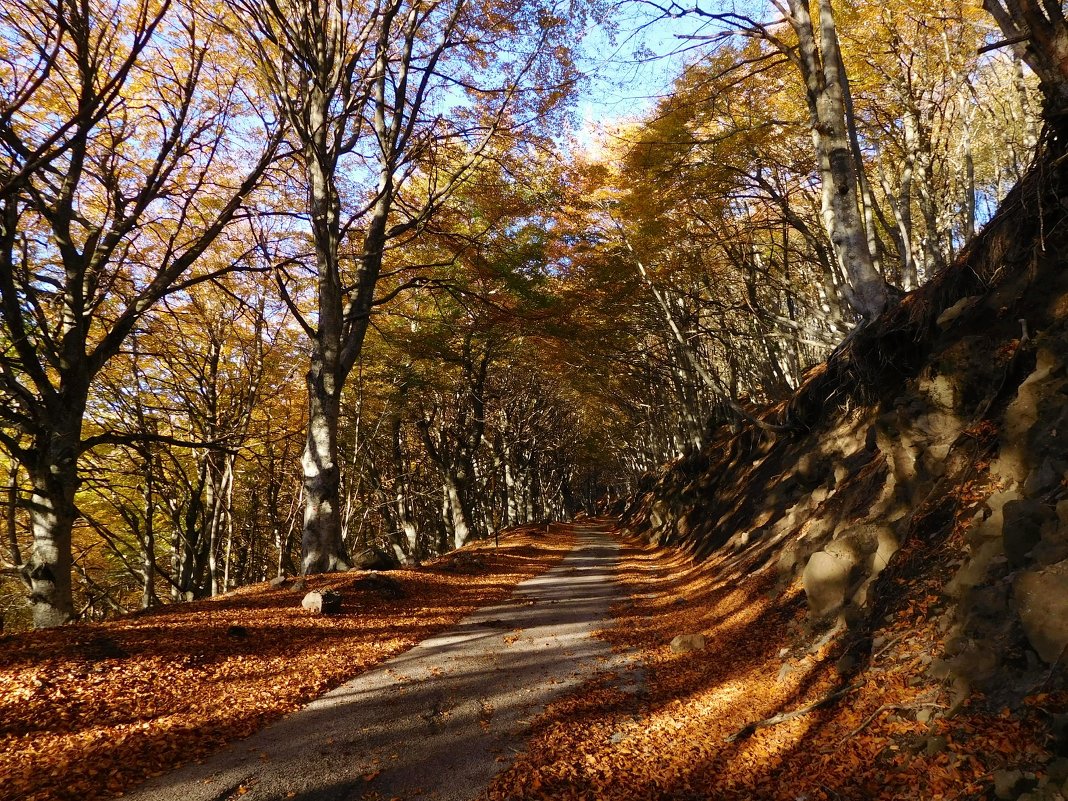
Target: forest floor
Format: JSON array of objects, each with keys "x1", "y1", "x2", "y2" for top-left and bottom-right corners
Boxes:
[
  {"x1": 0, "y1": 523, "x2": 579, "y2": 801},
  {"x1": 4, "y1": 519, "x2": 1056, "y2": 801},
  {"x1": 486, "y1": 530, "x2": 1056, "y2": 801}
]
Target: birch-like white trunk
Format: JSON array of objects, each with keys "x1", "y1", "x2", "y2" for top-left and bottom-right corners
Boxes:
[{"x1": 786, "y1": 0, "x2": 887, "y2": 319}]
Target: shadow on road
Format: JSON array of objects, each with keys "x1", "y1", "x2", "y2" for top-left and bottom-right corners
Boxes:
[{"x1": 123, "y1": 523, "x2": 635, "y2": 801}]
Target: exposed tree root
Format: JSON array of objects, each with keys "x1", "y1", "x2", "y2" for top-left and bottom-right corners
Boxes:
[{"x1": 724, "y1": 683, "x2": 861, "y2": 743}]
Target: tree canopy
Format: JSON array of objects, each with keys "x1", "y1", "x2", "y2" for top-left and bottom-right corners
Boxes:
[{"x1": 0, "y1": 0, "x2": 1057, "y2": 628}]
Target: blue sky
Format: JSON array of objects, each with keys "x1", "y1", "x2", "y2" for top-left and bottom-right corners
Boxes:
[{"x1": 572, "y1": 0, "x2": 774, "y2": 148}]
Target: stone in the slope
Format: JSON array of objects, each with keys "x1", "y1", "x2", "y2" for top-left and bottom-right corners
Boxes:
[
  {"x1": 669, "y1": 634, "x2": 706, "y2": 653},
  {"x1": 352, "y1": 547, "x2": 400, "y2": 571},
  {"x1": 936, "y1": 295, "x2": 981, "y2": 329},
  {"x1": 966, "y1": 583, "x2": 1010, "y2": 619},
  {"x1": 1024, "y1": 457, "x2": 1068, "y2": 496},
  {"x1": 802, "y1": 550, "x2": 857, "y2": 620},
  {"x1": 776, "y1": 542, "x2": 813, "y2": 582},
  {"x1": 851, "y1": 523, "x2": 899, "y2": 572},
  {"x1": 918, "y1": 373, "x2": 961, "y2": 414},
  {"x1": 1015, "y1": 561, "x2": 1068, "y2": 664},
  {"x1": 992, "y1": 348, "x2": 1066, "y2": 487},
  {"x1": 301, "y1": 590, "x2": 343, "y2": 614},
  {"x1": 967, "y1": 490, "x2": 1019, "y2": 546},
  {"x1": 947, "y1": 536, "x2": 1007, "y2": 600},
  {"x1": 947, "y1": 640, "x2": 1000, "y2": 684},
  {"x1": 1003, "y1": 499, "x2": 1056, "y2": 567},
  {"x1": 795, "y1": 452, "x2": 830, "y2": 488},
  {"x1": 801, "y1": 524, "x2": 898, "y2": 621},
  {"x1": 991, "y1": 445, "x2": 1031, "y2": 487},
  {"x1": 649, "y1": 500, "x2": 673, "y2": 532},
  {"x1": 1031, "y1": 539, "x2": 1068, "y2": 566},
  {"x1": 269, "y1": 575, "x2": 287, "y2": 588}
]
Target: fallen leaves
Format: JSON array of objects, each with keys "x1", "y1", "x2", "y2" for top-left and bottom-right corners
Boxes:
[
  {"x1": 484, "y1": 531, "x2": 1060, "y2": 801},
  {"x1": 0, "y1": 527, "x2": 573, "y2": 801}
]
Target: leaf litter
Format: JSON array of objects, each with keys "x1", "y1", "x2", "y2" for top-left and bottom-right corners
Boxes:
[
  {"x1": 0, "y1": 526, "x2": 573, "y2": 801},
  {"x1": 485, "y1": 529, "x2": 1062, "y2": 801}
]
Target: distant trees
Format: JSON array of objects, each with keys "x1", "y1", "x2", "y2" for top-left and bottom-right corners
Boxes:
[{"x1": 227, "y1": 0, "x2": 585, "y2": 576}]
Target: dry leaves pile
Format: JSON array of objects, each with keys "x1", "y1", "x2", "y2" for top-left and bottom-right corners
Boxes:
[
  {"x1": 0, "y1": 527, "x2": 573, "y2": 801},
  {"x1": 487, "y1": 531, "x2": 1059, "y2": 801}
]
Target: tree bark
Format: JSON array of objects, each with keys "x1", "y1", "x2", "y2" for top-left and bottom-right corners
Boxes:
[
  {"x1": 21, "y1": 407, "x2": 84, "y2": 627},
  {"x1": 302, "y1": 377, "x2": 348, "y2": 573},
  {"x1": 141, "y1": 455, "x2": 156, "y2": 610},
  {"x1": 783, "y1": 0, "x2": 888, "y2": 319},
  {"x1": 5, "y1": 460, "x2": 22, "y2": 569},
  {"x1": 444, "y1": 474, "x2": 474, "y2": 549}
]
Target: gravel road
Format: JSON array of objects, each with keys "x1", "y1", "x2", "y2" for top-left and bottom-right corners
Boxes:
[{"x1": 124, "y1": 522, "x2": 635, "y2": 801}]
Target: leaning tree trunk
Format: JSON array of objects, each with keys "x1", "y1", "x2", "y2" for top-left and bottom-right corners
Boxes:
[
  {"x1": 984, "y1": 0, "x2": 1068, "y2": 130},
  {"x1": 786, "y1": 0, "x2": 888, "y2": 320}
]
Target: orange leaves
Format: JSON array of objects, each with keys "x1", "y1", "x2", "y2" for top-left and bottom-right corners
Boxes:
[
  {"x1": 484, "y1": 536, "x2": 1057, "y2": 801},
  {"x1": 0, "y1": 529, "x2": 574, "y2": 801}
]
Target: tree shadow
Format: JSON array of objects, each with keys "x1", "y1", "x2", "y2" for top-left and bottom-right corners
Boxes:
[{"x1": 0, "y1": 529, "x2": 581, "y2": 800}]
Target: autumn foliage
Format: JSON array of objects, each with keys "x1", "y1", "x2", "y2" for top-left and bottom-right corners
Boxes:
[
  {"x1": 486, "y1": 533, "x2": 1056, "y2": 800},
  {"x1": 0, "y1": 528, "x2": 573, "y2": 801}
]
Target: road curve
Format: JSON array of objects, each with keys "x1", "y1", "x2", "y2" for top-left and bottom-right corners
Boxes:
[{"x1": 124, "y1": 522, "x2": 633, "y2": 801}]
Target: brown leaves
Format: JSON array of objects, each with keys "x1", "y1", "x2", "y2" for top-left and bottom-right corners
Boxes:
[
  {"x1": 0, "y1": 528, "x2": 574, "y2": 801},
  {"x1": 484, "y1": 535, "x2": 1057, "y2": 801}
]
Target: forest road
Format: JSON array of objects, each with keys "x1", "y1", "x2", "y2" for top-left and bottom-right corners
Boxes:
[{"x1": 124, "y1": 521, "x2": 639, "y2": 801}]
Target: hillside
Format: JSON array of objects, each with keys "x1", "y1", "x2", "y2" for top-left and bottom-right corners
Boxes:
[
  {"x1": 4, "y1": 165, "x2": 1068, "y2": 801},
  {"x1": 494, "y1": 142, "x2": 1068, "y2": 799}
]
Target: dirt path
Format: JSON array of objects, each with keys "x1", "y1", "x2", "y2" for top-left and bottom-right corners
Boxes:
[{"x1": 124, "y1": 522, "x2": 634, "y2": 801}]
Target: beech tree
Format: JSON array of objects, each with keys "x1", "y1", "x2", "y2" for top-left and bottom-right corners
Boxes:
[
  {"x1": 983, "y1": 0, "x2": 1068, "y2": 128},
  {"x1": 0, "y1": 0, "x2": 280, "y2": 626},
  {"x1": 637, "y1": 0, "x2": 889, "y2": 318},
  {"x1": 768, "y1": 0, "x2": 888, "y2": 319},
  {"x1": 228, "y1": 0, "x2": 584, "y2": 573}
]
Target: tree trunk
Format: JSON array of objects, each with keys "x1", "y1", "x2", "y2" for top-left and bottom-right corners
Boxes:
[
  {"x1": 302, "y1": 376, "x2": 348, "y2": 573},
  {"x1": 505, "y1": 458, "x2": 520, "y2": 526},
  {"x1": 6, "y1": 460, "x2": 22, "y2": 568},
  {"x1": 22, "y1": 422, "x2": 81, "y2": 628},
  {"x1": 299, "y1": 102, "x2": 352, "y2": 574},
  {"x1": 984, "y1": 0, "x2": 1068, "y2": 128},
  {"x1": 207, "y1": 453, "x2": 236, "y2": 596},
  {"x1": 444, "y1": 473, "x2": 476, "y2": 550},
  {"x1": 786, "y1": 0, "x2": 887, "y2": 319},
  {"x1": 221, "y1": 456, "x2": 236, "y2": 592},
  {"x1": 141, "y1": 456, "x2": 155, "y2": 610}
]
